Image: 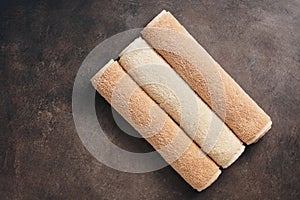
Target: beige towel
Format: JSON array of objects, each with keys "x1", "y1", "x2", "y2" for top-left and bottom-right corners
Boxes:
[
  {"x1": 91, "y1": 60, "x2": 221, "y2": 191},
  {"x1": 142, "y1": 10, "x2": 272, "y2": 145},
  {"x1": 119, "y1": 37, "x2": 245, "y2": 168}
]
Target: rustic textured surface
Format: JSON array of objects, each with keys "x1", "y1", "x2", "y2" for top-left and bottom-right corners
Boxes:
[{"x1": 0, "y1": 0, "x2": 299, "y2": 199}]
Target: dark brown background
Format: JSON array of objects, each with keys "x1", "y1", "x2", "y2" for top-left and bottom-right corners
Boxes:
[{"x1": 1, "y1": 0, "x2": 299, "y2": 199}]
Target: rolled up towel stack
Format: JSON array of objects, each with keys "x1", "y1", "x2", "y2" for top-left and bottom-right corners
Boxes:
[{"x1": 90, "y1": 10, "x2": 272, "y2": 192}]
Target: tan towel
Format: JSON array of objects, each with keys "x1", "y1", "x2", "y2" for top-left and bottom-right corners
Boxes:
[
  {"x1": 119, "y1": 37, "x2": 245, "y2": 168},
  {"x1": 91, "y1": 60, "x2": 221, "y2": 191},
  {"x1": 142, "y1": 10, "x2": 272, "y2": 145}
]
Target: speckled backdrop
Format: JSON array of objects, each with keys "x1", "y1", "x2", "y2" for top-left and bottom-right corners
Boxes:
[{"x1": 1, "y1": 0, "x2": 299, "y2": 199}]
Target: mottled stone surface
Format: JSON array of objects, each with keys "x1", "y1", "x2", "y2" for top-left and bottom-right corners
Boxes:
[{"x1": 1, "y1": 0, "x2": 299, "y2": 199}]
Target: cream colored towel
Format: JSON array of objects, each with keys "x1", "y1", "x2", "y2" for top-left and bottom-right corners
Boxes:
[{"x1": 119, "y1": 37, "x2": 245, "y2": 168}]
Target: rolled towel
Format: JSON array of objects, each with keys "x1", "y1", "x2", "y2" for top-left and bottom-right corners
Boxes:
[
  {"x1": 119, "y1": 37, "x2": 245, "y2": 168},
  {"x1": 142, "y1": 10, "x2": 272, "y2": 145},
  {"x1": 91, "y1": 60, "x2": 221, "y2": 191}
]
